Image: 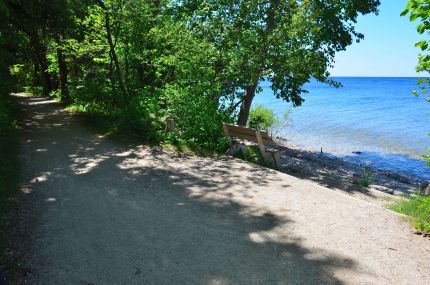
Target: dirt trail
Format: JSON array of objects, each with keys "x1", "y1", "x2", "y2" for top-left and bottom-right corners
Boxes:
[{"x1": 15, "y1": 94, "x2": 430, "y2": 284}]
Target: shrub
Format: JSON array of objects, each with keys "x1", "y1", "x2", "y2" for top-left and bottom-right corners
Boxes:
[
  {"x1": 351, "y1": 169, "x2": 373, "y2": 188},
  {"x1": 69, "y1": 79, "x2": 118, "y2": 115},
  {"x1": 248, "y1": 105, "x2": 278, "y2": 131},
  {"x1": 120, "y1": 94, "x2": 165, "y2": 142},
  {"x1": 164, "y1": 86, "x2": 230, "y2": 151}
]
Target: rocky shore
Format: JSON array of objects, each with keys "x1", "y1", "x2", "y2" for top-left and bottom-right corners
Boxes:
[{"x1": 273, "y1": 138, "x2": 427, "y2": 205}]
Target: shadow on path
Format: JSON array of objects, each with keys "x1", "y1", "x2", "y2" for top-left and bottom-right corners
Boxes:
[{"x1": 16, "y1": 94, "x2": 359, "y2": 284}]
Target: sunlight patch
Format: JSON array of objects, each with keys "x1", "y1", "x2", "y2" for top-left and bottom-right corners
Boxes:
[
  {"x1": 70, "y1": 156, "x2": 107, "y2": 174},
  {"x1": 30, "y1": 172, "x2": 52, "y2": 183},
  {"x1": 248, "y1": 232, "x2": 267, "y2": 244},
  {"x1": 117, "y1": 158, "x2": 143, "y2": 169},
  {"x1": 206, "y1": 277, "x2": 231, "y2": 285},
  {"x1": 21, "y1": 186, "x2": 32, "y2": 194},
  {"x1": 114, "y1": 150, "x2": 133, "y2": 157},
  {"x1": 28, "y1": 99, "x2": 56, "y2": 106}
]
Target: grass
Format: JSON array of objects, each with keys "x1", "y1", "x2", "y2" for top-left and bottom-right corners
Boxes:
[
  {"x1": 0, "y1": 95, "x2": 21, "y2": 279},
  {"x1": 351, "y1": 168, "x2": 373, "y2": 188},
  {"x1": 233, "y1": 145, "x2": 276, "y2": 169},
  {"x1": 390, "y1": 195, "x2": 430, "y2": 233}
]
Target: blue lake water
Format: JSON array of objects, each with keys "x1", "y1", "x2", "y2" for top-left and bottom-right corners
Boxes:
[{"x1": 253, "y1": 77, "x2": 430, "y2": 180}]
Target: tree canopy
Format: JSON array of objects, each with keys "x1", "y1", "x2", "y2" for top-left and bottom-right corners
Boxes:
[{"x1": 0, "y1": 0, "x2": 380, "y2": 149}]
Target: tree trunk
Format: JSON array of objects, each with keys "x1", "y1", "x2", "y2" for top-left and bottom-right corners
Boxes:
[
  {"x1": 30, "y1": 35, "x2": 52, "y2": 97},
  {"x1": 236, "y1": 79, "x2": 259, "y2": 126},
  {"x1": 56, "y1": 36, "x2": 69, "y2": 103},
  {"x1": 100, "y1": 2, "x2": 129, "y2": 103},
  {"x1": 38, "y1": 52, "x2": 52, "y2": 97},
  {"x1": 32, "y1": 63, "x2": 40, "y2": 88},
  {"x1": 236, "y1": 0, "x2": 279, "y2": 126},
  {"x1": 109, "y1": 51, "x2": 115, "y2": 91}
]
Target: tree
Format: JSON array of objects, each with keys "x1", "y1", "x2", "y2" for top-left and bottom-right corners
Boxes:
[
  {"x1": 0, "y1": 0, "x2": 381, "y2": 149},
  {"x1": 1, "y1": 0, "x2": 77, "y2": 99},
  {"x1": 402, "y1": 0, "x2": 430, "y2": 164},
  {"x1": 98, "y1": 0, "x2": 130, "y2": 104},
  {"x1": 179, "y1": 0, "x2": 380, "y2": 125}
]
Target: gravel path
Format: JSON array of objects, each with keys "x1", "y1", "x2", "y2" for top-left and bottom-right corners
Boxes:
[{"x1": 15, "y1": 94, "x2": 430, "y2": 284}]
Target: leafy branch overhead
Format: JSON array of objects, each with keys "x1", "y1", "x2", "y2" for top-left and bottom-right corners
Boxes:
[
  {"x1": 402, "y1": 0, "x2": 430, "y2": 165},
  {"x1": 402, "y1": 0, "x2": 430, "y2": 73}
]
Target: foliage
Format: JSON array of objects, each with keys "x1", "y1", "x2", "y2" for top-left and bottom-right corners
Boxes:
[
  {"x1": 402, "y1": 0, "x2": 430, "y2": 164},
  {"x1": 391, "y1": 195, "x2": 430, "y2": 233},
  {"x1": 248, "y1": 105, "x2": 279, "y2": 131},
  {"x1": 351, "y1": 168, "x2": 373, "y2": 188},
  {"x1": 0, "y1": 0, "x2": 379, "y2": 152},
  {"x1": 179, "y1": 0, "x2": 380, "y2": 125},
  {"x1": 165, "y1": 88, "x2": 230, "y2": 150},
  {"x1": 248, "y1": 105, "x2": 291, "y2": 138},
  {"x1": 402, "y1": 1, "x2": 430, "y2": 79},
  {"x1": 121, "y1": 94, "x2": 165, "y2": 142}
]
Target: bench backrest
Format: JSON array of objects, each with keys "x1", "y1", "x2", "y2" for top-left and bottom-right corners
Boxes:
[{"x1": 223, "y1": 123, "x2": 271, "y2": 145}]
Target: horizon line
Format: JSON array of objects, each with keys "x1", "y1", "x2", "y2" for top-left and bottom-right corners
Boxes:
[{"x1": 329, "y1": 75, "x2": 426, "y2": 78}]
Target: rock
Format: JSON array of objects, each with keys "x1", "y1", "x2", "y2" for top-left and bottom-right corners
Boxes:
[
  {"x1": 227, "y1": 143, "x2": 248, "y2": 156},
  {"x1": 419, "y1": 181, "x2": 430, "y2": 196}
]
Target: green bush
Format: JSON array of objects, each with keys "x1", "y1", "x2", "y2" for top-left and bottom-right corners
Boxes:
[
  {"x1": 164, "y1": 86, "x2": 230, "y2": 151},
  {"x1": 391, "y1": 195, "x2": 430, "y2": 233},
  {"x1": 248, "y1": 105, "x2": 278, "y2": 131},
  {"x1": 120, "y1": 94, "x2": 165, "y2": 142},
  {"x1": 70, "y1": 79, "x2": 119, "y2": 115},
  {"x1": 9, "y1": 64, "x2": 34, "y2": 90},
  {"x1": 351, "y1": 169, "x2": 373, "y2": 188}
]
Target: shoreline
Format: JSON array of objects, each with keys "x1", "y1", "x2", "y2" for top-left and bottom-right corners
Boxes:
[{"x1": 272, "y1": 137, "x2": 426, "y2": 204}]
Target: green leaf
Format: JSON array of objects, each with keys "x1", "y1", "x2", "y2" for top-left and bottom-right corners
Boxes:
[
  {"x1": 415, "y1": 40, "x2": 429, "y2": 50},
  {"x1": 400, "y1": 8, "x2": 409, "y2": 17}
]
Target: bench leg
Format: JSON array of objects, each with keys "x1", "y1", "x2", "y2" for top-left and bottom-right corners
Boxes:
[
  {"x1": 271, "y1": 152, "x2": 281, "y2": 170},
  {"x1": 260, "y1": 151, "x2": 278, "y2": 169}
]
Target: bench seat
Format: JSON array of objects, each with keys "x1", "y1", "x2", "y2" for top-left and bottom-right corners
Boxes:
[{"x1": 222, "y1": 123, "x2": 280, "y2": 169}]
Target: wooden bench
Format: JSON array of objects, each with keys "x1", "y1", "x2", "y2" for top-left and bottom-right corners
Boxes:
[{"x1": 222, "y1": 123, "x2": 280, "y2": 169}]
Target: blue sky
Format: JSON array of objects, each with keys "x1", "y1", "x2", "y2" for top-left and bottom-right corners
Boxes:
[{"x1": 331, "y1": 0, "x2": 425, "y2": 77}]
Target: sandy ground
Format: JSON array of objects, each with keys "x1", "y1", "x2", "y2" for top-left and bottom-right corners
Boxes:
[{"x1": 12, "y1": 94, "x2": 430, "y2": 284}]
